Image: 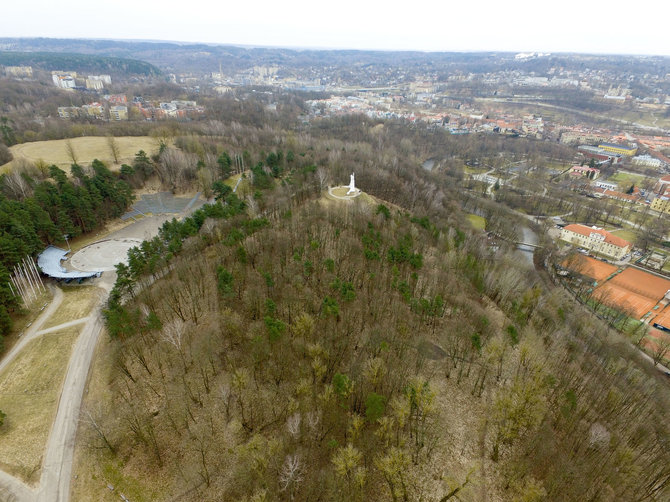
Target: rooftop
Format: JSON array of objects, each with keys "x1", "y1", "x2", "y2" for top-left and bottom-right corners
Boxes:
[
  {"x1": 37, "y1": 246, "x2": 100, "y2": 280},
  {"x1": 563, "y1": 224, "x2": 631, "y2": 249}
]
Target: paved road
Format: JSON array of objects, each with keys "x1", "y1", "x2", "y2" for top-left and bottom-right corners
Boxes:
[
  {"x1": 0, "y1": 206, "x2": 199, "y2": 502},
  {"x1": 37, "y1": 310, "x2": 105, "y2": 502},
  {"x1": 0, "y1": 287, "x2": 65, "y2": 502},
  {"x1": 34, "y1": 317, "x2": 91, "y2": 337},
  {"x1": 0, "y1": 468, "x2": 33, "y2": 502}
]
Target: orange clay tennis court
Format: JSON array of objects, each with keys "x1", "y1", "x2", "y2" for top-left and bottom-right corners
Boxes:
[
  {"x1": 562, "y1": 255, "x2": 618, "y2": 282},
  {"x1": 594, "y1": 268, "x2": 670, "y2": 319},
  {"x1": 651, "y1": 306, "x2": 670, "y2": 331}
]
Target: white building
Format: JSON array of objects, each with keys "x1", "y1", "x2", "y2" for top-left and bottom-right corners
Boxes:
[
  {"x1": 560, "y1": 224, "x2": 631, "y2": 260},
  {"x1": 52, "y1": 72, "x2": 77, "y2": 89},
  {"x1": 85, "y1": 78, "x2": 104, "y2": 90},
  {"x1": 633, "y1": 154, "x2": 664, "y2": 168},
  {"x1": 595, "y1": 181, "x2": 618, "y2": 191},
  {"x1": 87, "y1": 74, "x2": 112, "y2": 85},
  {"x1": 109, "y1": 105, "x2": 128, "y2": 121}
]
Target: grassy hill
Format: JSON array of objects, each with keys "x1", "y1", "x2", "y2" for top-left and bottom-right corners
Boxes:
[{"x1": 1, "y1": 136, "x2": 159, "y2": 172}]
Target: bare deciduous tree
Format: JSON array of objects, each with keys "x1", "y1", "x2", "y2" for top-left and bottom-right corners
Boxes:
[
  {"x1": 65, "y1": 140, "x2": 78, "y2": 165},
  {"x1": 316, "y1": 167, "x2": 330, "y2": 192},
  {"x1": 279, "y1": 453, "x2": 304, "y2": 498},
  {"x1": 107, "y1": 136, "x2": 121, "y2": 164}
]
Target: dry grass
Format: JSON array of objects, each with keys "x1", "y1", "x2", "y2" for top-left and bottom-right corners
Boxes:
[
  {"x1": 0, "y1": 327, "x2": 80, "y2": 485},
  {"x1": 330, "y1": 186, "x2": 356, "y2": 197},
  {"x1": 3, "y1": 288, "x2": 53, "y2": 355},
  {"x1": 41, "y1": 286, "x2": 103, "y2": 329},
  {"x1": 2, "y1": 136, "x2": 159, "y2": 173},
  {"x1": 71, "y1": 333, "x2": 167, "y2": 502}
]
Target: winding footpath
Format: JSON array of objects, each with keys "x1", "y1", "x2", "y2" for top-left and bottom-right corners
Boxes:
[{"x1": 0, "y1": 282, "x2": 111, "y2": 502}]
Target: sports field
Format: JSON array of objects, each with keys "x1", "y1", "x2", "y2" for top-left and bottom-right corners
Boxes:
[
  {"x1": 593, "y1": 268, "x2": 670, "y2": 319},
  {"x1": 651, "y1": 306, "x2": 670, "y2": 331},
  {"x1": 563, "y1": 255, "x2": 618, "y2": 282}
]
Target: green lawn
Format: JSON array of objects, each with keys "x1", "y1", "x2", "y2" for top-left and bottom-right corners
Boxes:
[
  {"x1": 466, "y1": 214, "x2": 486, "y2": 230},
  {"x1": 607, "y1": 172, "x2": 648, "y2": 190},
  {"x1": 611, "y1": 228, "x2": 638, "y2": 244}
]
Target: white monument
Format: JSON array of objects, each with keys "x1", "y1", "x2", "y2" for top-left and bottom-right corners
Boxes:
[{"x1": 346, "y1": 172, "x2": 358, "y2": 195}]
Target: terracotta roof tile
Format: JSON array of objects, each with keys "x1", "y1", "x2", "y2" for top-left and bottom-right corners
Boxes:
[{"x1": 563, "y1": 224, "x2": 631, "y2": 249}]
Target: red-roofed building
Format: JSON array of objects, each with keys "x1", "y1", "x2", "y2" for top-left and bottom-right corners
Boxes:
[
  {"x1": 560, "y1": 224, "x2": 632, "y2": 260},
  {"x1": 569, "y1": 165, "x2": 600, "y2": 179},
  {"x1": 653, "y1": 175, "x2": 670, "y2": 197}
]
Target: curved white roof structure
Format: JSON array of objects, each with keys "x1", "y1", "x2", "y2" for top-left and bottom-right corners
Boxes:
[{"x1": 37, "y1": 246, "x2": 101, "y2": 280}]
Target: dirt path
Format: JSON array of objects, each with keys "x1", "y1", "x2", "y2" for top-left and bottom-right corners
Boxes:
[{"x1": 0, "y1": 286, "x2": 63, "y2": 377}]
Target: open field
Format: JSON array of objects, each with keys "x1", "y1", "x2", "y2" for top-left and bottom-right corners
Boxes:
[
  {"x1": 466, "y1": 213, "x2": 486, "y2": 230},
  {"x1": 0, "y1": 327, "x2": 80, "y2": 484},
  {"x1": 41, "y1": 286, "x2": 103, "y2": 330},
  {"x1": 607, "y1": 171, "x2": 648, "y2": 189},
  {"x1": 3, "y1": 288, "x2": 53, "y2": 355},
  {"x1": 1, "y1": 136, "x2": 159, "y2": 173},
  {"x1": 611, "y1": 228, "x2": 638, "y2": 244}
]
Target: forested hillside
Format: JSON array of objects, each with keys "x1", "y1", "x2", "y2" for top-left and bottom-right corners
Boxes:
[
  {"x1": 0, "y1": 160, "x2": 133, "y2": 340},
  {"x1": 84, "y1": 140, "x2": 670, "y2": 501},
  {"x1": 0, "y1": 51, "x2": 160, "y2": 76}
]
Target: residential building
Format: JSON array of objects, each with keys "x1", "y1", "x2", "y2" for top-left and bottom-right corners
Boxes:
[
  {"x1": 85, "y1": 78, "x2": 104, "y2": 90},
  {"x1": 57, "y1": 106, "x2": 80, "y2": 119},
  {"x1": 633, "y1": 154, "x2": 664, "y2": 168},
  {"x1": 106, "y1": 94, "x2": 127, "y2": 105},
  {"x1": 560, "y1": 224, "x2": 632, "y2": 260},
  {"x1": 569, "y1": 165, "x2": 600, "y2": 179},
  {"x1": 82, "y1": 103, "x2": 104, "y2": 118},
  {"x1": 591, "y1": 187, "x2": 644, "y2": 204},
  {"x1": 87, "y1": 75, "x2": 111, "y2": 85},
  {"x1": 109, "y1": 105, "x2": 128, "y2": 121},
  {"x1": 651, "y1": 197, "x2": 670, "y2": 215},
  {"x1": 653, "y1": 175, "x2": 670, "y2": 196},
  {"x1": 52, "y1": 71, "x2": 77, "y2": 89},
  {"x1": 595, "y1": 181, "x2": 618, "y2": 191},
  {"x1": 598, "y1": 142, "x2": 638, "y2": 156},
  {"x1": 4, "y1": 66, "x2": 33, "y2": 78}
]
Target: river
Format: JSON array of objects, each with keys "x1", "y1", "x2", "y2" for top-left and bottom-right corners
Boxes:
[{"x1": 516, "y1": 226, "x2": 538, "y2": 266}]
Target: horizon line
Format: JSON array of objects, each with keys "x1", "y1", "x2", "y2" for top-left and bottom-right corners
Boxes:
[{"x1": 1, "y1": 36, "x2": 669, "y2": 58}]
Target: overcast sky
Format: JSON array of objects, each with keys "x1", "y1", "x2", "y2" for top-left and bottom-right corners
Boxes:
[{"x1": 3, "y1": 0, "x2": 669, "y2": 56}]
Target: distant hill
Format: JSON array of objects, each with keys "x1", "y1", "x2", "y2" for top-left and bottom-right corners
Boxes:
[
  {"x1": 3, "y1": 37, "x2": 667, "y2": 75},
  {"x1": 0, "y1": 50, "x2": 160, "y2": 76}
]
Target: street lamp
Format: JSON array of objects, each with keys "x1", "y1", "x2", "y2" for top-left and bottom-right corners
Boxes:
[{"x1": 63, "y1": 234, "x2": 71, "y2": 251}]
